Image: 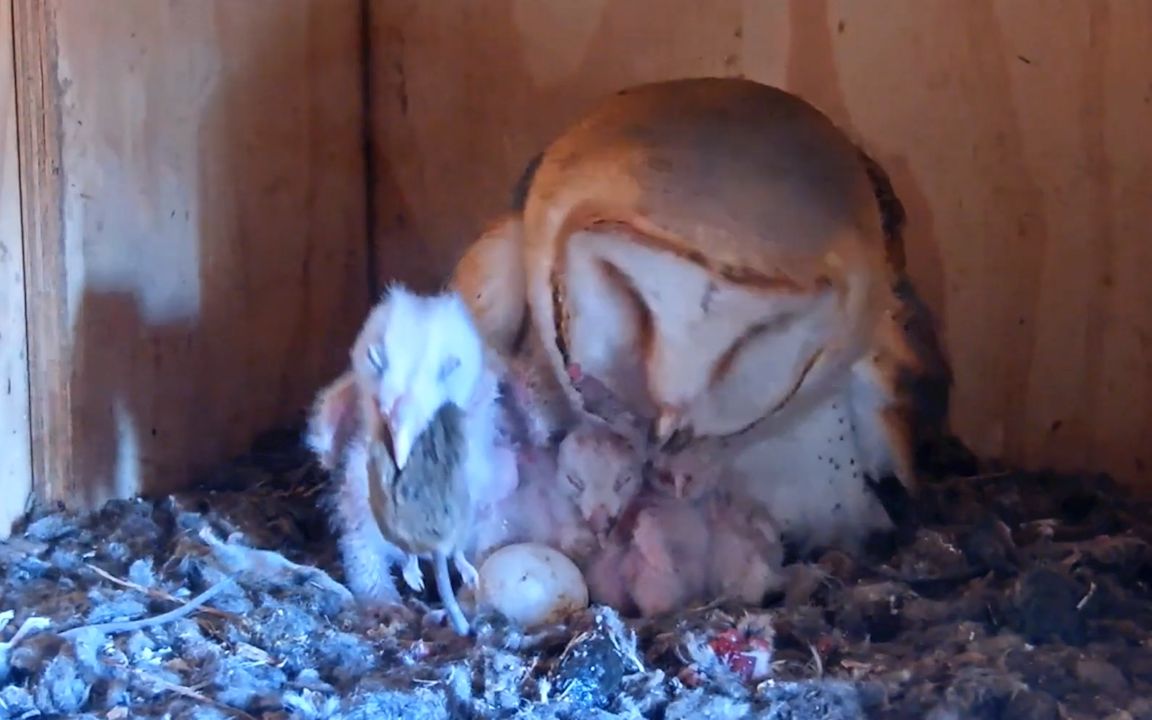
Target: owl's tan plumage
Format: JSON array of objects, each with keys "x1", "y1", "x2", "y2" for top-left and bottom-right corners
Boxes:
[
  {"x1": 451, "y1": 77, "x2": 952, "y2": 552},
  {"x1": 519, "y1": 78, "x2": 890, "y2": 440},
  {"x1": 450, "y1": 214, "x2": 527, "y2": 355}
]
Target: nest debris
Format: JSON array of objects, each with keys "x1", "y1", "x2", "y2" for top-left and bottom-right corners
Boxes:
[{"x1": 0, "y1": 427, "x2": 1150, "y2": 719}]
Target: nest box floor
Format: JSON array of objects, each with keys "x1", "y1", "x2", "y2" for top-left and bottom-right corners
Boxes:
[{"x1": 1, "y1": 429, "x2": 1150, "y2": 720}]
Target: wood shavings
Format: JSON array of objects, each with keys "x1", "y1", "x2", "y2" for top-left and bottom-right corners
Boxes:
[
  {"x1": 126, "y1": 665, "x2": 259, "y2": 720},
  {"x1": 1, "y1": 426, "x2": 1151, "y2": 718}
]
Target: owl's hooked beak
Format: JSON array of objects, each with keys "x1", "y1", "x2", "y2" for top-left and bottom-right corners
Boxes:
[
  {"x1": 651, "y1": 409, "x2": 694, "y2": 454},
  {"x1": 380, "y1": 395, "x2": 415, "y2": 470},
  {"x1": 388, "y1": 421, "x2": 415, "y2": 471},
  {"x1": 588, "y1": 505, "x2": 613, "y2": 538}
]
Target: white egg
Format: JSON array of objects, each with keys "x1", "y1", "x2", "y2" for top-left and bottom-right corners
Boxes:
[{"x1": 476, "y1": 542, "x2": 589, "y2": 628}]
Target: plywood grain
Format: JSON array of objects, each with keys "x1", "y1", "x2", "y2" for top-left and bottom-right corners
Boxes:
[
  {"x1": 369, "y1": 0, "x2": 1152, "y2": 488},
  {"x1": 1, "y1": 0, "x2": 32, "y2": 537},
  {"x1": 14, "y1": 0, "x2": 369, "y2": 508}
]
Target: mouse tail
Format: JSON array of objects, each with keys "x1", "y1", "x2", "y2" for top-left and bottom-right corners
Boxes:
[{"x1": 434, "y1": 552, "x2": 471, "y2": 636}]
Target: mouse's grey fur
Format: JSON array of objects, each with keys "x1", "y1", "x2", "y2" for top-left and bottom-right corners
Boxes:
[{"x1": 368, "y1": 401, "x2": 476, "y2": 635}]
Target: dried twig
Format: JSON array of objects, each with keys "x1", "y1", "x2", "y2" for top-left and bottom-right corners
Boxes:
[
  {"x1": 129, "y1": 667, "x2": 258, "y2": 720},
  {"x1": 0, "y1": 615, "x2": 52, "y2": 651},
  {"x1": 807, "y1": 643, "x2": 825, "y2": 678},
  {"x1": 84, "y1": 563, "x2": 239, "y2": 622},
  {"x1": 0, "y1": 577, "x2": 236, "y2": 654},
  {"x1": 1077, "y1": 581, "x2": 1098, "y2": 611},
  {"x1": 58, "y1": 579, "x2": 238, "y2": 640}
]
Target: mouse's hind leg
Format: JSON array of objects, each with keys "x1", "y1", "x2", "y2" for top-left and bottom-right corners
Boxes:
[
  {"x1": 434, "y1": 552, "x2": 472, "y2": 636},
  {"x1": 453, "y1": 550, "x2": 480, "y2": 588},
  {"x1": 401, "y1": 554, "x2": 425, "y2": 592}
]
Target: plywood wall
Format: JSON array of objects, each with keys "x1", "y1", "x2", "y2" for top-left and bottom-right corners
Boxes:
[
  {"x1": 369, "y1": 0, "x2": 1152, "y2": 488},
  {"x1": 7, "y1": 0, "x2": 1150, "y2": 516},
  {"x1": 1, "y1": 1, "x2": 33, "y2": 535},
  {"x1": 13, "y1": 0, "x2": 370, "y2": 509}
]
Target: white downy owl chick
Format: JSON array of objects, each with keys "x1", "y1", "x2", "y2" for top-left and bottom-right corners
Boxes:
[
  {"x1": 350, "y1": 283, "x2": 518, "y2": 507},
  {"x1": 554, "y1": 422, "x2": 645, "y2": 545},
  {"x1": 462, "y1": 438, "x2": 564, "y2": 568},
  {"x1": 642, "y1": 446, "x2": 785, "y2": 609},
  {"x1": 645, "y1": 442, "x2": 726, "y2": 504},
  {"x1": 574, "y1": 420, "x2": 718, "y2": 618},
  {"x1": 606, "y1": 449, "x2": 718, "y2": 618},
  {"x1": 627, "y1": 504, "x2": 713, "y2": 618},
  {"x1": 469, "y1": 417, "x2": 642, "y2": 573},
  {"x1": 586, "y1": 485, "x2": 712, "y2": 619},
  {"x1": 336, "y1": 283, "x2": 518, "y2": 622},
  {"x1": 475, "y1": 441, "x2": 588, "y2": 564},
  {"x1": 305, "y1": 371, "x2": 408, "y2": 611},
  {"x1": 703, "y1": 482, "x2": 787, "y2": 606}
]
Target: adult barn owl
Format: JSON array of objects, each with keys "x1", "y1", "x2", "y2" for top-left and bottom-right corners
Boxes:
[{"x1": 452, "y1": 78, "x2": 951, "y2": 552}]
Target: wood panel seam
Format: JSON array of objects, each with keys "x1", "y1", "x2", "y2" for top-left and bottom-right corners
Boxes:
[
  {"x1": 13, "y1": 0, "x2": 70, "y2": 504},
  {"x1": 8, "y1": 7, "x2": 32, "y2": 498},
  {"x1": 1, "y1": 0, "x2": 34, "y2": 535},
  {"x1": 359, "y1": 0, "x2": 379, "y2": 302}
]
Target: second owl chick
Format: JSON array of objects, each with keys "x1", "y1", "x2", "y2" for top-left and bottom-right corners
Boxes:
[{"x1": 582, "y1": 431, "x2": 786, "y2": 617}]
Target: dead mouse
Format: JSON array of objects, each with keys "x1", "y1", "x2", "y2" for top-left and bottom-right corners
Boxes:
[{"x1": 365, "y1": 401, "x2": 478, "y2": 636}]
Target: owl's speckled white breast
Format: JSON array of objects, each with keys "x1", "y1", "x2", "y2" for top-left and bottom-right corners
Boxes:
[{"x1": 729, "y1": 364, "x2": 897, "y2": 553}]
